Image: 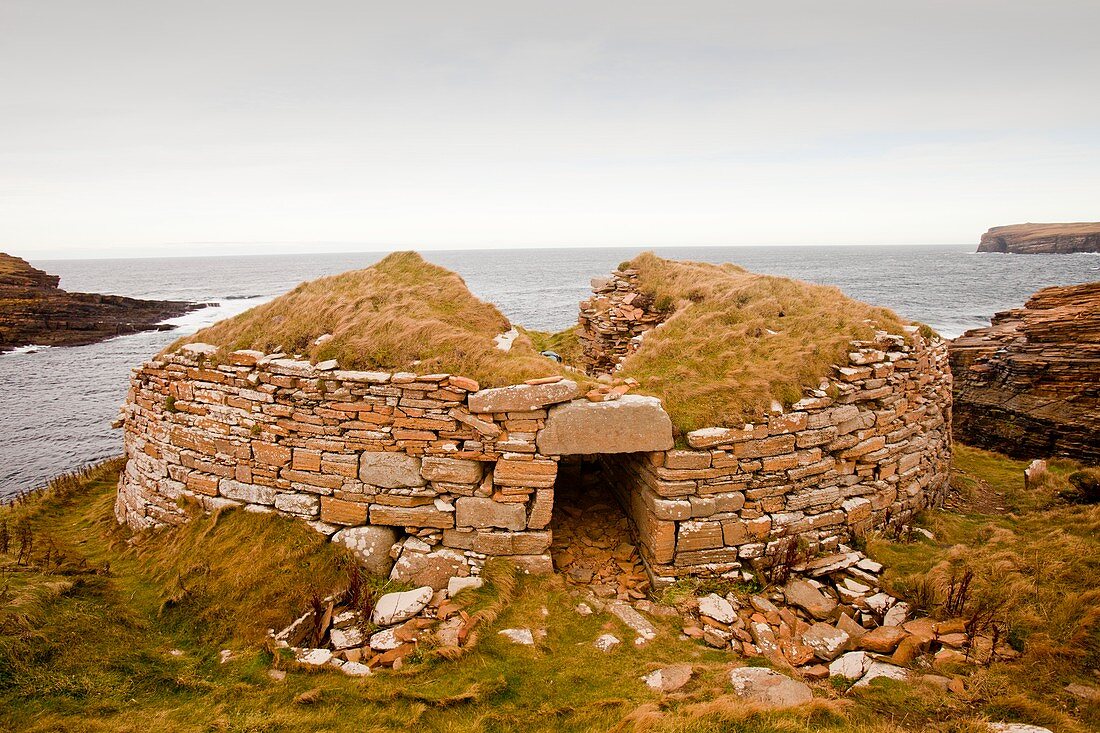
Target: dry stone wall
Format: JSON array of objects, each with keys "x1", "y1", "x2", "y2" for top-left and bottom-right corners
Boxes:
[
  {"x1": 116, "y1": 344, "x2": 569, "y2": 586},
  {"x1": 116, "y1": 273, "x2": 952, "y2": 589}
]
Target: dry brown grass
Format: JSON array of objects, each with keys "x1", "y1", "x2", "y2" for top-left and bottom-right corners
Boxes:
[
  {"x1": 619, "y1": 253, "x2": 908, "y2": 432},
  {"x1": 986, "y1": 222, "x2": 1100, "y2": 238},
  {"x1": 172, "y1": 251, "x2": 565, "y2": 388}
]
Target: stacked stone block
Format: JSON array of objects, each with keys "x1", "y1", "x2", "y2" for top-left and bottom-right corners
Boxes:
[
  {"x1": 116, "y1": 272, "x2": 952, "y2": 589},
  {"x1": 577, "y1": 268, "x2": 665, "y2": 374},
  {"x1": 116, "y1": 344, "x2": 573, "y2": 579}
]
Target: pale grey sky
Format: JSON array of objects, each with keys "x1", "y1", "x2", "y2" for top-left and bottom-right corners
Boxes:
[{"x1": 2, "y1": 1, "x2": 1098, "y2": 258}]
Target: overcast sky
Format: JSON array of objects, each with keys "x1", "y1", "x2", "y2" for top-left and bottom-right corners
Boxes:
[{"x1": 2, "y1": 1, "x2": 1098, "y2": 258}]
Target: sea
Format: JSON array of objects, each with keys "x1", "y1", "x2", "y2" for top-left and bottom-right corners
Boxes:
[{"x1": 1, "y1": 244, "x2": 1097, "y2": 499}]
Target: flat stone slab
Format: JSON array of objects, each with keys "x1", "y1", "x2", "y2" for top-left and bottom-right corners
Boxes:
[
  {"x1": 642, "y1": 664, "x2": 693, "y2": 692},
  {"x1": 536, "y1": 395, "x2": 674, "y2": 455},
  {"x1": 372, "y1": 586, "x2": 433, "y2": 626},
  {"x1": 728, "y1": 667, "x2": 813, "y2": 709},
  {"x1": 468, "y1": 380, "x2": 579, "y2": 413}
]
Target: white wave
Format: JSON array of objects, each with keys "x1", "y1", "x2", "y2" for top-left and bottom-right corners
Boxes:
[
  {"x1": 4, "y1": 344, "x2": 53, "y2": 356},
  {"x1": 158, "y1": 296, "x2": 272, "y2": 335}
]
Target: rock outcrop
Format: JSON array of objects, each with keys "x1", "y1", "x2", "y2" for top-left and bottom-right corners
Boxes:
[
  {"x1": 950, "y1": 281, "x2": 1100, "y2": 463},
  {"x1": 976, "y1": 222, "x2": 1100, "y2": 254},
  {"x1": 0, "y1": 252, "x2": 201, "y2": 353}
]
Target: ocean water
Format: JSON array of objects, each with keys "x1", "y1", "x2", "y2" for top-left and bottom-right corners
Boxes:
[{"x1": 1, "y1": 244, "x2": 1096, "y2": 498}]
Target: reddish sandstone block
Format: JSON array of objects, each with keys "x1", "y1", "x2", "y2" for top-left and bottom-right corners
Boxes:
[
  {"x1": 185, "y1": 472, "x2": 220, "y2": 496},
  {"x1": 253, "y1": 442, "x2": 291, "y2": 467},
  {"x1": 292, "y1": 448, "x2": 322, "y2": 472},
  {"x1": 320, "y1": 496, "x2": 369, "y2": 525}
]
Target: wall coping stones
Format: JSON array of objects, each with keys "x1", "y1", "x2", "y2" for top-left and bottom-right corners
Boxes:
[
  {"x1": 537, "y1": 395, "x2": 674, "y2": 455},
  {"x1": 467, "y1": 380, "x2": 579, "y2": 413}
]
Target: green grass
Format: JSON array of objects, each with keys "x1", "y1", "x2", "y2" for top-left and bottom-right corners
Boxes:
[
  {"x1": 865, "y1": 444, "x2": 1100, "y2": 733},
  {"x1": 3, "y1": 450, "x2": 1099, "y2": 731}
]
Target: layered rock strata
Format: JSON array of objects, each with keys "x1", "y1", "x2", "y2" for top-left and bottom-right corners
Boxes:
[
  {"x1": 0, "y1": 252, "x2": 200, "y2": 352},
  {"x1": 950, "y1": 281, "x2": 1100, "y2": 463},
  {"x1": 116, "y1": 267, "x2": 952, "y2": 587},
  {"x1": 977, "y1": 222, "x2": 1100, "y2": 254}
]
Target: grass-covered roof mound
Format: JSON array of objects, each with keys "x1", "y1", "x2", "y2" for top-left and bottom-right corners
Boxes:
[
  {"x1": 173, "y1": 251, "x2": 563, "y2": 387},
  {"x1": 619, "y1": 253, "x2": 909, "y2": 432}
]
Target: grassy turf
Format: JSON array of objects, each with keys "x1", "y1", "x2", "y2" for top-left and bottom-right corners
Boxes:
[
  {"x1": 2, "y1": 449, "x2": 1098, "y2": 731},
  {"x1": 617, "y1": 253, "x2": 910, "y2": 432},
  {"x1": 171, "y1": 251, "x2": 567, "y2": 389}
]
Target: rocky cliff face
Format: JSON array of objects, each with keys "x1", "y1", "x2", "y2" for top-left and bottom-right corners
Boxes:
[
  {"x1": 977, "y1": 222, "x2": 1100, "y2": 254},
  {"x1": 950, "y1": 281, "x2": 1100, "y2": 463},
  {"x1": 0, "y1": 252, "x2": 201, "y2": 353}
]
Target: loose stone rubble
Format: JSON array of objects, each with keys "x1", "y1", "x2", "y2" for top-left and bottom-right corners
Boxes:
[{"x1": 273, "y1": 580, "x2": 486, "y2": 673}]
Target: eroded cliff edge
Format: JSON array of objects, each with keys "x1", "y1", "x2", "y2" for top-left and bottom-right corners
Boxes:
[
  {"x1": 0, "y1": 252, "x2": 202, "y2": 353},
  {"x1": 977, "y1": 222, "x2": 1100, "y2": 254},
  {"x1": 950, "y1": 281, "x2": 1100, "y2": 463}
]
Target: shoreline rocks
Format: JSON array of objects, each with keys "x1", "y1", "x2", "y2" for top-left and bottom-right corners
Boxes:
[
  {"x1": 950, "y1": 281, "x2": 1100, "y2": 463},
  {"x1": 976, "y1": 222, "x2": 1100, "y2": 254},
  {"x1": 0, "y1": 252, "x2": 203, "y2": 353}
]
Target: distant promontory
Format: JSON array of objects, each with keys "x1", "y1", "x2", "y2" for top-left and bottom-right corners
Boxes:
[
  {"x1": 977, "y1": 222, "x2": 1100, "y2": 254},
  {"x1": 0, "y1": 252, "x2": 203, "y2": 353}
]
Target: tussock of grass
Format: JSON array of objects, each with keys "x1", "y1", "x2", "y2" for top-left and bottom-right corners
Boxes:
[
  {"x1": 868, "y1": 444, "x2": 1100, "y2": 733},
  {"x1": 173, "y1": 251, "x2": 564, "y2": 388},
  {"x1": 618, "y1": 253, "x2": 908, "y2": 432}
]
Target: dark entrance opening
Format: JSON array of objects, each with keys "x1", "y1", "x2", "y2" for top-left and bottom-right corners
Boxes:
[{"x1": 549, "y1": 456, "x2": 650, "y2": 600}]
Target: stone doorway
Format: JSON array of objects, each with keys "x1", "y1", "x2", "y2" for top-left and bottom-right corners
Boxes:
[{"x1": 549, "y1": 457, "x2": 650, "y2": 600}]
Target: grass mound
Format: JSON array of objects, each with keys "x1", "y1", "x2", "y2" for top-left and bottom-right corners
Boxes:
[
  {"x1": 617, "y1": 253, "x2": 909, "y2": 432},
  {"x1": 172, "y1": 251, "x2": 564, "y2": 388}
]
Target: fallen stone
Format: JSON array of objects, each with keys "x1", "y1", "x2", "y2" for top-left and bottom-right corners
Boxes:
[
  {"x1": 331, "y1": 526, "x2": 399, "y2": 576},
  {"x1": 295, "y1": 648, "x2": 333, "y2": 667},
  {"x1": 372, "y1": 586, "x2": 433, "y2": 626},
  {"x1": 858, "y1": 626, "x2": 909, "y2": 653},
  {"x1": 499, "y1": 628, "x2": 535, "y2": 646},
  {"x1": 447, "y1": 576, "x2": 484, "y2": 596},
  {"x1": 784, "y1": 578, "x2": 838, "y2": 620},
  {"x1": 642, "y1": 664, "x2": 693, "y2": 692},
  {"x1": 594, "y1": 634, "x2": 621, "y2": 652},
  {"x1": 537, "y1": 395, "x2": 674, "y2": 455},
  {"x1": 435, "y1": 616, "x2": 464, "y2": 647},
  {"x1": 836, "y1": 612, "x2": 866, "y2": 641},
  {"x1": 1065, "y1": 682, "x2": 1100, "y2": 702},
  {"x1": 389, "y1": 548, "x2": 467, "y2": 591},
  {"x1": 829, "y1": 651, "x2": 871, "y2": 679},
  {"x1": 728, "y1": 667, "x2": 813, "y2": 709},
  {"x1": 853, "y1": 660, "x2": 909, "y2": 687},
  {"x1": 698, "y1": 593, "x2": 736, "y2": 625},
  {"x1": 330, "y1": 626, "x2": 365, "y2": 650},
  {"x1": 856, "y1": 557, "x2": 883, "y2": 574},
  {"x1": 368, "y1": 627, "x2": 403, "y2": 651},
  {"x1": 986, "y1": 725, "x2": 1053, "y2": 733},
  {"x1": 608, "y1": 601, "x2": 658, "y2": 645},
  {"x1": 340, "y1": 660, "x2": 372, "y2": 677},
  {"x1": 883, "y1": 601, "x2": 910, "y2": 627},
  {"x1": 802, "y1": 622, "x2": 850, "y2": 661},
  {"x1": 864, "y1": 592, "x2": 895, "y2": 614}
]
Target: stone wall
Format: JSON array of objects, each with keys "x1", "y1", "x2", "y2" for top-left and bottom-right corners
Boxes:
[{"x1": 117, "y1": 276, "x2": 952, "y2": 588}]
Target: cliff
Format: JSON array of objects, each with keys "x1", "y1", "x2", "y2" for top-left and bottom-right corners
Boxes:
[
  {"x1": 950, "y1": 281, "x2": 1100, "y2": 463},
  {"x1": 977, "y1": 222, "x2": 1100, "y2": 254},
  {"x1": 0, "y1": 252, "x2": 201, "y2": 353}
]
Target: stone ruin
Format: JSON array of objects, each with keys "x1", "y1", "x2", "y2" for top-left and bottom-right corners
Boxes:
[{"x1": 115, "y1": 262, "x2": 953, "y2": 595}]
